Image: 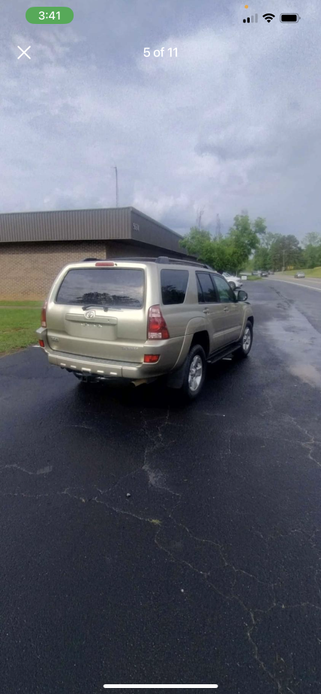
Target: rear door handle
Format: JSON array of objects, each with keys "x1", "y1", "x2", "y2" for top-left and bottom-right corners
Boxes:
[
  {"x1": 203, "y1": 308, "x2": 209, "y2": 314},
  {"x1": 223, "y1": 307, "x2": 229, "y2": 312}
]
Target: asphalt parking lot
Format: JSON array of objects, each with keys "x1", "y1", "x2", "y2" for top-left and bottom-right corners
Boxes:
[{"x1": 1, "y1": 280, "x2": 321, "y2": 694}]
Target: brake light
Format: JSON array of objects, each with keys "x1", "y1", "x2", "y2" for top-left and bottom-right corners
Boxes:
[
  {"x1": 41, "y1": 301, "x2": 47, "y2": 328},
  {"x1": 147, "y1": 305, "x2": 169, "y2": 340},
  {"x1": 144, "y1": 355, "x2": 160, "y2": 363},
  {"x1": 39, "y1": 340, "x2": 45, "y2": 348},
  {"x1": 95, "y1": 261, "x2": 115, "y2": 266}
]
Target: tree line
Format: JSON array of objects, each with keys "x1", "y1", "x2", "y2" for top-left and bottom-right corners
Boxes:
[{"x1": 180, "y1": 214, "x2": 321, "y2": 273}]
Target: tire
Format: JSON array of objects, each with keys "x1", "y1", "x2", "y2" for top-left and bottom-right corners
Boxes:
[
  {"x1": 235, "y1": 321, "x2": 253, "y2": 359},
  {"x1": 228, "y1": 281, "x2": 236, "y2": 290},
  {"x1": 180, "y1": 345, "x2": 207, "y2": 401},
  {"x1": 73, "y1": 373, "x2": 100, "y2": 384}
]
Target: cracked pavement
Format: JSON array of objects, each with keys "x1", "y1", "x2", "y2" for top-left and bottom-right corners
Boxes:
[{"x1": 0, "y1": 280, "x2": 321, "y2": 693}]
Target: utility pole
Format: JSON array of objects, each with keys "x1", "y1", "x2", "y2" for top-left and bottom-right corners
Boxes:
[
  {"x1": 196, "y1": 209, "x2": 204, "y2": 229},
  {"x1": 113, "y1": 166, "x2": 119, "y2": 208},
  {"x1": 282, "y1": 249, "x2": 286, "y2": 272},
  {"x1": 216, "y1": 213, "x2": 222, "y2": 239}
]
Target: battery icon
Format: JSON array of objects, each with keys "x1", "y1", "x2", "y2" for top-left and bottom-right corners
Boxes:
[{"x1": 279, "y1": 13, "x2": 301, "y2": 22}]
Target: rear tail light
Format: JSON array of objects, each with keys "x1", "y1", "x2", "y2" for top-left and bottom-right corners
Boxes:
[
  {"x1": 39, "y1": 340, "x2": 45, "y2": 348},
  {"x1": 144, "y1": 355, "x2": 160, "y2": 363},
  {"x1": 41, "y1": 301, "x2": 47, "y2": 328},
  {"x1": 95, "y1": 261, "x2": 115, "y2": 266},
  {"x1": 147, "y1": 305, "x2": 169, "y2": 340}
]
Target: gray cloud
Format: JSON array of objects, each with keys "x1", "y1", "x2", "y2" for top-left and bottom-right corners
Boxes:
[{"x1": 0, "y1": 0, "x2": 319, "y2": 238}]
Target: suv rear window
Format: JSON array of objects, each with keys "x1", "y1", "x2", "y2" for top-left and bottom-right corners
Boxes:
[
  {"x1": 55, "y1": 268, "x2": 144, "y2": 308},
  {"x1": 161, "y1": 269, "x2": 189, "y2": 305}
]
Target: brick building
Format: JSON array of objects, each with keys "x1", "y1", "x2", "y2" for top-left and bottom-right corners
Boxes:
[{"x1": 0, "y1": 207, "x2": 192, "y2": 300}]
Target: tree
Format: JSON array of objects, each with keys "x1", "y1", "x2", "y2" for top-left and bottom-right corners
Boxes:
[
  {"x1": 227, "y1": 214, "x2": 262, "y2": 272},
  {"x1": 302, "y1": 233, "x2": 321, "y2": 268},
  {"x1": 302, "y1": 232, "x2": 321, "y2": 248},
  {"x1": 253, "y1": 246, "x2": 270, "y2": 271},
  {"x1": 180, "y1": 213, "x2": 265, "y2": 273},
  {"x1": 180, "y1": 227, "x2": 230, "y2": 271},
  {"x1": 253, "y1": 217, "x2": 267, "y2": 240},
  {"x1": 253, "y1": 232, "x2": 280, "y2": 270},
  {"x1": 269, "y1": 235, "x2": 303, "y2": 270},
  {"x1": 180, "y1": 227, "x2": 212, "y2": 258}
]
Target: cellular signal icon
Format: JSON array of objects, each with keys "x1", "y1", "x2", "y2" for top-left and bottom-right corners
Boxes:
[{"x1": 243, "y1": 13, "x2": 258, "y2": 23}]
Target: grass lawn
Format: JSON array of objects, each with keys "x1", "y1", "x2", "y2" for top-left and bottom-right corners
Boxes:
[
  {"x1": 0, "y1": 300, "x2": 42, "y2": 307},
  {"x1": 277, "y1": 267, "x2": 321, "y2": 278},
  {"x1": 244, "y1": 275, "x2": 262, "y2": 281},
  {"x1": 0, "y1": 306, "x2": 40, "y2": 355}
]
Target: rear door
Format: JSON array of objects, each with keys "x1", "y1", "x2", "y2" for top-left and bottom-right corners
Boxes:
[
  {"x1": 211, "y1": 274, "x2": 243, "y2": 344},
  {"x1": 196, "y1": 272, "x2": 228, "y2": 352},
  {"x1": 46, "y1": 264, "x2": 148, "y2": 361}
]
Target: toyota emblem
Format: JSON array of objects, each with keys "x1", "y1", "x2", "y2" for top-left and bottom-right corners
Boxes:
[{"x1": 85, "y1": 310, "x2": 96, "y2": 319}]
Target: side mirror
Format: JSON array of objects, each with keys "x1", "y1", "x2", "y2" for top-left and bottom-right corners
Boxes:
[{"x1": 236, "y1": 290, "x2": 248, "y2": 302}]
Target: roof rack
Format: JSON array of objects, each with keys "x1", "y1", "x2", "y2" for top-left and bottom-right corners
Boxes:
[
  {"x1": 102, "y1": 256, "x2": 214, "y2": 270},
  {"x1": 155, "y1": 256, "x2": 214, "y2": 270}
]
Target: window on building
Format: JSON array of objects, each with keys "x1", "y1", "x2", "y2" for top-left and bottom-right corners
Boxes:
[{"x1": 161, "y1": 269, "x2": 189, "y2": 305}]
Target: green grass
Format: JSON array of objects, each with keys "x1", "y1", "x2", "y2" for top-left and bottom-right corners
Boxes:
[
  {"x1": 0, "y1": 308, "x2": 40, "y2": 354},
  {"x1": 276, "y1": 267, "x2": 321, "y2": 278},
  {"x1": 0, "y1": 300, "x2": 42, "y2": 307},
  {"x1": 243, "y1": 275, "x2": 262, "y2": 281}
]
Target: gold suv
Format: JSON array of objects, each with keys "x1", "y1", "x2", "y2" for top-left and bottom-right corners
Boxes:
[{"x1": 36, "y1": 257, "x2": 254, "y2": 400}]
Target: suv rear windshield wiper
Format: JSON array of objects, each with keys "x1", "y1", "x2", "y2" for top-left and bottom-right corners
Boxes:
[{"x1": 82, "y1": 304, "x2": 110, "y2": 312}]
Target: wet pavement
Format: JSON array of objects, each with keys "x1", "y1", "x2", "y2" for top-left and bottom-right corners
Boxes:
[
  {"x1": 0, "y1": 280, "x2": 321, "y2": 694},
  {"x1": 271, "y1": 275, "x2": 321, "y2": 292}
]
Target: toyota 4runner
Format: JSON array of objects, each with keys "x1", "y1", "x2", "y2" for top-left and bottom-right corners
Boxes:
[{"x1": 36, "y1": 256, "x2": 254, "y2": 400}]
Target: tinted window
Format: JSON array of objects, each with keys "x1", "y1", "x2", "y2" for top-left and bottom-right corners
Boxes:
[
  {"x1": 196, "y1": 276, "x2": 204, "y2": 303},
  {"x1": 213, "y1": 274, "x2": 236, "y2": 303},
  {"x1": 161, "y1": 269, "x2": 189, "y2": 305},
  {"x1": 56, "y1": 268, "x2": 144, "y2": 308},
  {"x1": 197, "y1": 273, "x2": 218, "y2": 303}
]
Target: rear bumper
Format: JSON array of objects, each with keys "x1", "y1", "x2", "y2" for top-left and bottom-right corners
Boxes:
[
  {"x1": 48, "y1": 350, "x2": 150, "y2": 379},
  {"x1": 36, "y1": 328, "x2": 184, "y2": 381}
]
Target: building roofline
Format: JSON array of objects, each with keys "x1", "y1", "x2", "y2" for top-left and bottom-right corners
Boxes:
[
  {"x1": 129, "y1": 207, "x2": 184, "y2": 240},
  {"x1": 0, "y1": 206, "x2": 184, "y2": 240},
  {"x1": 0, "y1": 206, "x2": 190, "y2": 256},
  {"x1": 0, "y1": 206, "x2": 131, "y2": 217}
]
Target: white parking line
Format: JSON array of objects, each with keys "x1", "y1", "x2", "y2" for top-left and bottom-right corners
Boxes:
[{"x1": 270, "y1": 279, "x2": 321, "y2": 292}]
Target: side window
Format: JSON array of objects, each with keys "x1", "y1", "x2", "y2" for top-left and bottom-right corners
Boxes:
[
  {"x1": 196, "y1": 276, "x2": 204, "y2": 303},
  {"x1": 212, "y1": 274, "x2": 236, "y2": 303},
  {"x1": 196, "y1": 273, "x2": 218, "y2": 303},
  {"x1": 161, "y1": 269, "x2": 189, "y2": 305}
]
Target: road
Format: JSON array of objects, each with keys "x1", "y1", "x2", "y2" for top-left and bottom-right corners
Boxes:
[
  {"x1": 0, "y1": 280, "x2": 321, "y2": 694},
  {"x1": 271, "y1": 274, "x2": 321, "y2": 293}
]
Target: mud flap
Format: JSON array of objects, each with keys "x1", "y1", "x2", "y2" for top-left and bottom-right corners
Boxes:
[{"x1": 166, "y1": 359, "x2": 188, "y2": 389}]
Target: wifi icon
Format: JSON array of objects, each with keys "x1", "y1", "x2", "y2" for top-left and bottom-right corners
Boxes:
[{"x1": 263, "y1": 13, "x2": 275, "y2": 22}]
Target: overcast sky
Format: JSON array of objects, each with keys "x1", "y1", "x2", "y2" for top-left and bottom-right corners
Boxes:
[{"x1": 0, "y1": 0, "x2": 319, "y2": 238}]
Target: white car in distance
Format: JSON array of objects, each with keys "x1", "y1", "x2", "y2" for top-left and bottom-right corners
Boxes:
[{"x1": 222, "y1": 272, "x2": 243, "y2": 290}]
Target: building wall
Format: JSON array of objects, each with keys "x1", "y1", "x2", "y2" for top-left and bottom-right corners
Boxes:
[
  {"x1": 0, "y1": 239, "x2": 191, "y2": 300},
  {"x1": 105, "y1": 240, "x2": 183, "y2": 259},
  {"x1": 0, "y1": 242, "x2": 106, "y2": 300}
]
